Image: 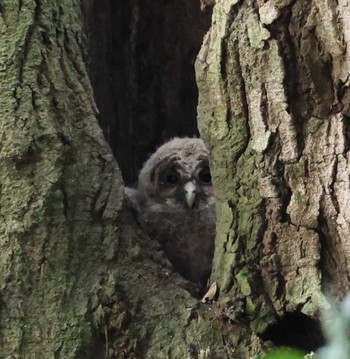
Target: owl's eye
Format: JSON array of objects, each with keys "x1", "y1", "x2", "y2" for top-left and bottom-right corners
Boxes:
[
  {"x1": 166, "y1": 173, "x2": 180, "y2": 185},
  {"x1": 160, "y1": 169, "x2": 180, "y2": 187},
  {"x1": 198, "y1": 167, "x2": 212, "y2": 185}
]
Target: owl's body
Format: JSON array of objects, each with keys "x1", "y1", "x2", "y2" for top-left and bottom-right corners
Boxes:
[{"x1": 126, "y1": 138, "x2": 215, "y2": 284}]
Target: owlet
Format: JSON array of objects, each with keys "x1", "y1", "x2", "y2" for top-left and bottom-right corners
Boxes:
[{"x1": 126, "y1": 137, "x2": 216, "y2": 285}]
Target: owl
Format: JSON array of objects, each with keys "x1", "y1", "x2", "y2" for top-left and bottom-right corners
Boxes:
[{"x1": 126, "y1": 137, "x2": 216, "y2": 285}]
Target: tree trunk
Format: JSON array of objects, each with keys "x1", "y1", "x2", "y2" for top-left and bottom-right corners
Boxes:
[
  {"x1": 1, "y1": 0, "x2": 349, "y2": 358},
  {"x1": 196, "y1": 0, "x2": 350, "y2": 352},
  {"x1": 0, "y1": 0, "x2": 125, "y2": 357}
]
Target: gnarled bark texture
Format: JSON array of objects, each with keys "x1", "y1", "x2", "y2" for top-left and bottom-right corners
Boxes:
[{"x1": 196, "y1": 0, "x2": 350, "y2": 352}]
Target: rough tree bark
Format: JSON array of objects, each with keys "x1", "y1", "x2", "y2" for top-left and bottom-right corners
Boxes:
[
  {"x1": 196, "y1": 0, "x2": 350, "y2": 352},
  {"x1": 1, "y1": 0, "x2": 349, "y2": 358},
  {"x1": 0, "y1": 1, "x2": 124, "y2": 357}
]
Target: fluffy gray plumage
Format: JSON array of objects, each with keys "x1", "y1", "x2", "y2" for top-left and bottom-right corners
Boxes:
[{"x1": 126, "y1": 137, "x2": 216, "y2": 284}]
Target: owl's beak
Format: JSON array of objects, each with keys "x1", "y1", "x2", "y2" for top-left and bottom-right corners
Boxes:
[{"x1": 184, "y1": 181, "x2": 197, "y2": 208}]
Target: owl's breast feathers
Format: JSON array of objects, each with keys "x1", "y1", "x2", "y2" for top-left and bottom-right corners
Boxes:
[{"x1": 137, "y1": 194, "x2": 216, "y2": 284}]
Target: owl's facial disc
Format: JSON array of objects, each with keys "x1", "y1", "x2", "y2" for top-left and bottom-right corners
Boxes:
[{"x1": 184, "y1": 181, "x2": 197, "y2": 208}]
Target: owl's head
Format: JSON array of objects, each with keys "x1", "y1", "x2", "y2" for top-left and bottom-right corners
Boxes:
[{"x1": 138, "y1": 138, "x2": 213, "y2": 209}]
